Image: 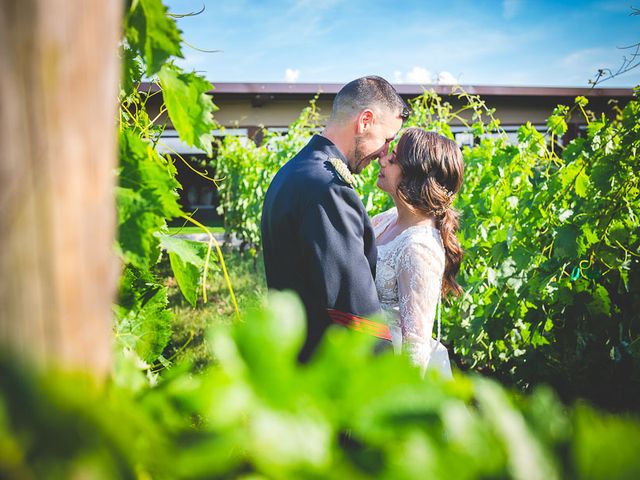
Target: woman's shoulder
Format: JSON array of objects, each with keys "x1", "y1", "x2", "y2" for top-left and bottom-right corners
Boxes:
[
  {"x1": 371, "y1": 207, "x2": 398, "y2": 225},
  {"x1": 371, "y1": 207, "x2": 397, "y2": 228},
  {"x1": 398, "y1": 227, "x2": 445, "y2": 268}
]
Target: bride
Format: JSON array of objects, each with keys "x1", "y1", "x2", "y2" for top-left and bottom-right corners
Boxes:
[{"x1": 372, "y1": 128, "x2": 464, "y2": 377}]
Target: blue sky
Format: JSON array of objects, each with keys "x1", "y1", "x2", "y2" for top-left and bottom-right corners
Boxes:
[{"x1": 166, "y1": 0, "x2": 640, "y2": 87}]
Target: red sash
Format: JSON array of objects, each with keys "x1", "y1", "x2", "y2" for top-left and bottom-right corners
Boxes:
[{"x1": 327, "y1": 309, "x2": 392, "y2": 341}]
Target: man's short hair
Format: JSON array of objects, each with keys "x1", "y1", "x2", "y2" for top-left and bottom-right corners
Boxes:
[{"x1": 330, "y1": 76, "x2": 410, "y2": 123}]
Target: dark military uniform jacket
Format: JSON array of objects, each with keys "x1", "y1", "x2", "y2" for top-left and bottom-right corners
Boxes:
[{"x1": 261, "y1": 134, "x2": 381, "y2": 361}]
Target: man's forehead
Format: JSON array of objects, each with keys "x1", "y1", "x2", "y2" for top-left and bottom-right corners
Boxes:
[
  {"x1": 375, "y1": 107, "x2": 401, "y2": 124},
  {"x1": 388, "y1": 114, "x2": 404, "y2": 132}
]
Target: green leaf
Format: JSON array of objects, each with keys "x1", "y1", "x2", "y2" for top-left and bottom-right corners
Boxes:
[
  {"x1": 547, "y1": 110, "x2": 568, "y2": 137},
  {"x1": 554, "y1": 225, "x2": 580, "y2": 258},
  {"x1": 558, "y1": 161, "x2": 583, "y2": 191},
  {"x1": 131, "y1": 288, "x2": 173, "y2": 363},
  {"x1": 121, "y1": 46, "x2": 144, "y2": 97},
  {"x1": 233, "y1": 291, "x2": 306, "y2": 380},
  {"x1": 518, "y1": 122, "x2": 546, "y2": 156},
  {"x1": 587, "y1": 284, "x2": 612, "y2": 317},
  {"x1": 574, "y1": 405, "x2": 640, "y2": 479},
  {"x1": 117, "y1": 128, "x2": 184, "y2": 268},
  {"x1": 117, "y1": 195, "x2": 164, "y2": 269},
  {"x1": 590, "y1": 161, "x2": 613, "y2": 193},
  {"x1": 248, "y1": 408, "x2": 332, "y2": 471},
  {"x1": 169, "y1": 251, "x2": 200, "y2": 307},
  {"x1": 158, "y1": 64, "x2": 217, "y2": 156},
  {"x1": 574, "y1": 169, "x2": 590, "y2": 198},
  {"x1": 474, "y1": 379, "x2": 558, "y2": 480},
  {"x1": 579, "y1": 224, "x2": 599, "y2": 249},
  {"x1": 491, "y1": 241, "x2": 509, "y2": 263},
  {"x1": 158, "y1": 234, "x2": 206, "y2": 267},
  {"x1": 115, "y1": 266, "x2": 173, "y2": 363},
  {"x1": 125, "y1": 0, "x2": 183, "y2": 76},
  {"x1": 575, "y1": 96, "x2": 589, "y2": 108},
  {"x1": 157, "y1": 234, "x2": 217, "y2": 306},
  {"x1": 119, "y1": 128, "x2": 183, "y2": 219}
]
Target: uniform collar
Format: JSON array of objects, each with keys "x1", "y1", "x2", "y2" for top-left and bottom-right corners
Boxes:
[{"x1": 308, "y1": 134, "x2": 349, "y2": 166}]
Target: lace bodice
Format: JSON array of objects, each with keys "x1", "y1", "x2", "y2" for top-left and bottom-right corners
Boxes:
[{"x1": 372, "y1": 208, "x2": 445, "y2": 368}]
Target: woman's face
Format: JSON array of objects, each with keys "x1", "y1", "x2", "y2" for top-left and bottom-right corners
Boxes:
[{"x1": 376, "y1": 144, "x2": 403, "y2": 196}]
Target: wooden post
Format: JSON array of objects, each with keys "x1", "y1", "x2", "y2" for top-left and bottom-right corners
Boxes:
[{"x1": 0, "y1": 0, "x2": 122, "y2": 375}]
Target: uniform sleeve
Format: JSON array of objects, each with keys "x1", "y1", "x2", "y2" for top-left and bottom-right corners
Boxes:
[
  {"x1": 299, "y1": 185, "x2": 380, "y2": 317},
  {"x1": 395, "y1": 237, "x2": 444, "y2": 366}
]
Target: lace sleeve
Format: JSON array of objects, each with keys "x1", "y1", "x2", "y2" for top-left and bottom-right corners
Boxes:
[
  {"x1": 371, "y1": 208, "x2": 396, "y2": 238},
  {"x1": 395, "y1": 234, "x2": 445, "y2": 366}
]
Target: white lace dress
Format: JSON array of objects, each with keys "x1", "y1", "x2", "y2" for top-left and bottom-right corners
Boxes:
[{"x1": 372, "y1": 207, "x2": 446, "y2": 371}]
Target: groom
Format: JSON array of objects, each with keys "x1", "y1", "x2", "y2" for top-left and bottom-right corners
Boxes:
[{"x1": 261, "y1": 76, "x2": 409, "y2": 361}]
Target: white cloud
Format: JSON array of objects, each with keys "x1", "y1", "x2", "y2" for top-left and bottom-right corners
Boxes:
[
  {"x1": 436, "y1": 71, "x2": 458, "y2": 85},
  {"x1": 502, "y1": 0, "x2": 522, "y2": 19},
  {"x1": 406, "y1": 66, "x2": 433, "y2": 84},
  {"x1": 284, "y1": 68, "x2": 300, "y2": 83},
  {"x1": 393, "y1": 67, "x2": 458, "y2": 85}
]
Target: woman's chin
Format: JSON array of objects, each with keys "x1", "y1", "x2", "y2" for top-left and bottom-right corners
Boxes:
[{"x1": 376, "y1": 178, "x2": 385, "y2": 191}]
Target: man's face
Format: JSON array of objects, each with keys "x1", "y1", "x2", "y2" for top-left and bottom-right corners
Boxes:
[{"x1": 349, "y1": 109, "x2": 403, "y2": 174}]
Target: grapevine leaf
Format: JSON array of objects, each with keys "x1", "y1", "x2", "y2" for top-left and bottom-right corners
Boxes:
[
  {"x1": 120, "y1": 128, "x2": 183, "y2": 217},
  {"x1": 579, "y1": 224, "x2": 599, "y2": 252},
  {"x1": 518, "y1": 122, "x2": 546, "y2": 156},
  {"x1": 558, "y1": 161, "x2": 583, "y2": 190},
  {"x1": 157, "y1": 234, "x2": 219, "y2": 306},
  {"x1": 574, "y1": 169, "x2": 590, "y2": 198},
  {"x1": 158, "y1": 234, "x2": 206, "y2": 267},
  {"x1": 608, "y1": 221, "x2": 629, "y2": 245},
  {"x1": 118, "y1": 128, "x2": 184, "y2": 268},
  {"x1": 575, "y1": 96, "x2": 589, "y2": 108},
  {"x1": 121, "y1": 45, "x2": 144, "y2": 97},
  {"x1": 132, "y1": 286, "x2": 173, "y2": 363},
  {"x1": 117, "y1": 191, "x2": 164, "y2": 269},
  {"x1": 115, "y1": 266, "x2": 173, "y2": 363},
  {"x1": 587, "y1": 285, "x2": 612, "y2": 317},
  {"x1": 125, "y1": 0, "x2": 183, "y2": 76},
  {"x1": 158, "y1": 64, "x2": 217, "y2": 156},
  {"x1": 554, "y1": 225, "x2": 580, "y2": 259},
  {"x1": 563, "y1": 137, "x2": 586, "y2": 163},
  {"x1": 547, "y1": 105, "x2": 569, "y2": 137},
  {"x1": 169, "y1": 251, "x2": 200, "y2": 307}
]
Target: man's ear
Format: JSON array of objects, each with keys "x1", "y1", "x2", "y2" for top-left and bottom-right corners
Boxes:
[{"x1": 356, "y1": 109, "x2": 374, "y2": 134}]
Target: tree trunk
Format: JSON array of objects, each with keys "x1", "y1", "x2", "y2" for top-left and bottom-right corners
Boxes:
[{"x1": 0, "y1": 0, "x2": 122, "y2": 376}]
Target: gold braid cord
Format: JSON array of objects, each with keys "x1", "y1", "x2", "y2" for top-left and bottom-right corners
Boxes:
[{"x1": 328, "y1": 157, "x2": 356, "y2": 187}]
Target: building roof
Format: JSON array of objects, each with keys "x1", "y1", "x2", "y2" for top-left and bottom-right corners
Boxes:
[{"x1": 140, "y1": 81, "x2": 634, "y2": 98}]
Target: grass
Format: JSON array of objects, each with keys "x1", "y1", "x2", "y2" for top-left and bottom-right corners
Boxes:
[
  {"x1": 158, "y1": 249, "x2": 266, "y2": 370},
  {"x1": 167, "y1": 215, "x2": 225, "y2": 236}
]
